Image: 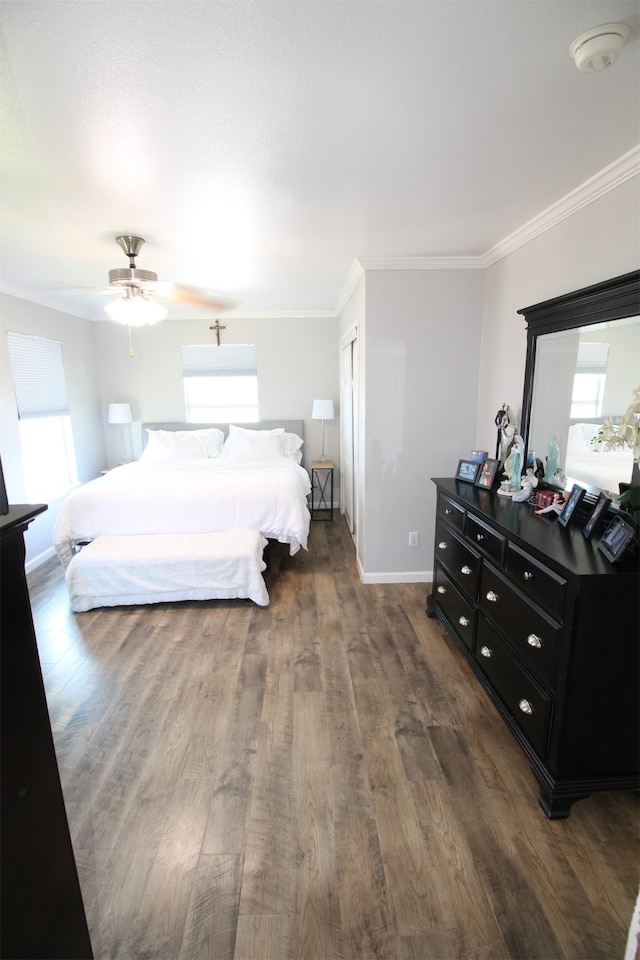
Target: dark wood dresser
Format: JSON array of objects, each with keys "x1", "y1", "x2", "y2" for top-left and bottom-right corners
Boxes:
[
  {"x1": 426, "y1": 478, "x2": 639, "y2": 819},
  {"x1": 1, "y1": 505, "x2": 93, "y2": 959}
]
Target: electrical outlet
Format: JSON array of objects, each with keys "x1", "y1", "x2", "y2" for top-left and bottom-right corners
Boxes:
[{"x1": 409, "y1": 531, "x2": 419, "y2": 547}]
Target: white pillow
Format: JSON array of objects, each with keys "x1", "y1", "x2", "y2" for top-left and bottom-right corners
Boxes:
[
  {"x1": 282, "y1": 432, "x2": 304, "y2": 463},
  {"x1": 140, "y1": 427, "x2": 224, "y2": 462},
  {"x1": 192, "y1": 428, "x2": 225, "y2": 458},
  {"x1": 221, "y1": 425, "x2": 285, "y2": 460},
  {"x1": 140, "y1": 430, "x2": 206, "y2": 462}
]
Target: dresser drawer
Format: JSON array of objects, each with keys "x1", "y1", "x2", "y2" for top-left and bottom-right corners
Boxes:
[
  {"x1": 505, "y1": 543, "x2": 567, "y2": 619},
  {"x1": 479, "y1": 564, "x2": 561, "y2": 691},
  {"x1": 476, "y1": 618, "x2": 552, "y2": 757},
  {"x1": 434, "y1": 522, "x2": 480, "y2": 602},
  {"x1": 433, "y1": 563, "x2": 477, "y2": 652},
  {"x1": 466, "y1": 513, "x2": 505, "y2": 566},
  {"x1": 437, "y1": 492, "x2": 465, "y2": 533}
]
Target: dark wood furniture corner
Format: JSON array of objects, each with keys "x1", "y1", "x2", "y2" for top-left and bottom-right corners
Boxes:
[
  {"x1": 426, "y1": 478, "x2": 639, "y2": 819},
  {"x1": 1, "y1": 505, "x2": 93, "y2": 960}
]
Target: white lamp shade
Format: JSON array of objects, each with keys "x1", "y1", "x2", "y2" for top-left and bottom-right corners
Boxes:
[
  {"x1": 108, "y1": 402, "x2": 132, "y2": 424},
  {"x1": 312, "y1": 399, "x2": 334, "y2": 420},
  {"x1": 105, "y1": 296, "x2": 167, "y2": 326}
]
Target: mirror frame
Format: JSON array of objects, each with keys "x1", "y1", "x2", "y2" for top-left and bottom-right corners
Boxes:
[{"x1": 517, "y1": 270, "x2": 640, "y2": 486}]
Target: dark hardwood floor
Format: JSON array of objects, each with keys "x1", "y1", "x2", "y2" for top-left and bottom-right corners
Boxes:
[{"x1": 28, "y1": 517, "x2": 639, "y2": 960}]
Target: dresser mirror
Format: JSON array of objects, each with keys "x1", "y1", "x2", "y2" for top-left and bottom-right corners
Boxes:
[{"x1": 518, "y1": 271, "x2": 640, "y2": 496}]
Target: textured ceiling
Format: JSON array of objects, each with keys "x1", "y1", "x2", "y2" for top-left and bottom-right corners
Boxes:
[{"x1": 1, "y1": 0, "x2": 639, "y2": 320}]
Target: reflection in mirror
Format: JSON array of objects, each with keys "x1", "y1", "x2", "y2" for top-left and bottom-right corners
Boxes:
[{"x1": 528, "y1": 315, "x2": 639, "y2": 495}]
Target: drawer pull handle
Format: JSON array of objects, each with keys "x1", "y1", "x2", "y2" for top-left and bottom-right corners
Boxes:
[
  {"x1": 445, "y1": 508, "x2": 453, "y2": 515},
  {"x1": 461, "y1": 565, "x2": 472, "y2": 576},
  {"x1": 476, "y1": 533, "x2": 485, "y2": 542},
  {"x1": 527, "y1": 633, "x2": 542, "y2": 649},
  {"x1": 480, "y1": 645, "x2": 492, "y2": 658},
  {"x1": 519, "y1": 699, "x2": 533, "y2": 715},
  {"x1": 523, "y1": 571, "x2": 534, "y2": 581},
  {"x1": 437, "y1": 585, "x2": 446, "y2": 595},
  {"x1": 486, "y1": 590, "x2": 498, "y2": 603},
  {"x1": 438, "y1": 541, "x2": 448, "y2": 550},
  {"x1": 459, "y1": 616, "x2": 469, "y2": 627}
]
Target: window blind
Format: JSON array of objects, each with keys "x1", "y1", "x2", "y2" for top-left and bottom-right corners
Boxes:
[
  {"x1": 7, "y1": 332, "x2": 70, "y2": 419},
  {"x1": 575, "y1": 342, "x2": 609, "y2": 375},
  {"x1": 182, "y1": 344, "x2": 257, "y2": 377}
]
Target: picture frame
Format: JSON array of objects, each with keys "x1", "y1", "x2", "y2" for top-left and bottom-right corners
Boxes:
[
  {"x1": 597, "y1": 514, "x2": 636, "y2": 563},
  {"x1": 455, "y1": 459, "x2": 480, "y2": 484},
  {"x1": 475, "y1": 458, "x2": 500, "y2": 490},
  {"x1": 557, "y1": 483, "x2": 585, "y2": 528},
  {"x1": 582, "y1": 492, "x2": 611, "y2": 541}
]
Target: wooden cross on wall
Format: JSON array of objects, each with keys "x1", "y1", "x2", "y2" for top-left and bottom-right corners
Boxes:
[{"x1": 209, "y1": 320, "x2": 226, "y2": 346}]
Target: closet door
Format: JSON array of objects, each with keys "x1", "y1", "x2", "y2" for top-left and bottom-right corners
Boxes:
[{"x1": 340, "y1": 327, "x2": 357, "y2": 535}]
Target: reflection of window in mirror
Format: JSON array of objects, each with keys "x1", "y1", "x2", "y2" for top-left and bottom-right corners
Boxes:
[{"x1": 570, "y1": 342, "x2": 609, "y2": 418}]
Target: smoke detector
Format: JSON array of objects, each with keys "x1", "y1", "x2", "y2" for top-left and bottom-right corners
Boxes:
[{"x1": 570, "y1": 23, "x2": 630, "y2": 72}]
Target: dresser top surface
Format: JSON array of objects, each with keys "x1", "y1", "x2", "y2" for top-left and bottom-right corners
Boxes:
[{"x1": 433, "y1": 478, "x2": 638, "y2": 579}]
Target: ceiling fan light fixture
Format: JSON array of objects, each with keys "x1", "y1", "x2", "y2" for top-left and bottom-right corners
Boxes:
[
  {"x1": 105, "y1": 292, "x2": 167, "y2": 326},
  {"x1": 569, "y1": 23, "x2": 630, "y2": 72}
]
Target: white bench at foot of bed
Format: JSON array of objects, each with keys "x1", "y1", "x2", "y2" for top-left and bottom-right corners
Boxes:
[{"x1": 65, "y1": 530, "x2": 269, "y2": 611}]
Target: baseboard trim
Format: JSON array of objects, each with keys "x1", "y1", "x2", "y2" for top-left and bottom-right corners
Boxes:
[
  {"x1": 26, "y1": 545, "x2": 56, "y2": 574},
  {"x1": 356, "y1": 560, "x2": 433, "y2": 584}
]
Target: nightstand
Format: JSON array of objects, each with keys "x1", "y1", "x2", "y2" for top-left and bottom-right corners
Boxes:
[{"x1": 310, "y1": 460, "x2": 333, "y2": 521}]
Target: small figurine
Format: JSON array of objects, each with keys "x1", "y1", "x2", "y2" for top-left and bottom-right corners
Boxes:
[
  {"x1": 500, "y1": 432, "x2": 525, "y2": 493},
  {"x1": 494, "y1": 403, "x2": 516, "y2": 463},
  {"x1": 535, "y1": 492, "x2": 567, "y2": 516},
  {"x1": 512, "y1": 467, "x2": 539, "y2": 502},
  {"x1": 545, "y1": 435, "x2": 560, "y2": 482}
]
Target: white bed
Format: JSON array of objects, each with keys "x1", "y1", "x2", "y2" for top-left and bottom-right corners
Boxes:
[
  {"x1": 564, "y1": 421, "x2": 634, "y2": 494},
  {"x1": 54, "y1": 421, "x2": 311, "y2": 568}
]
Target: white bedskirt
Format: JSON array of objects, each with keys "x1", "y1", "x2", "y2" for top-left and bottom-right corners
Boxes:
[{"x1": 65, "y1": 530, "x2": 270, "y2": 611}]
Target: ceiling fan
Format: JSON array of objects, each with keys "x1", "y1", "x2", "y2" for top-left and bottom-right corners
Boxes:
[{"x1": 101, "y1": 235, "x2": 231, "y2": 326}]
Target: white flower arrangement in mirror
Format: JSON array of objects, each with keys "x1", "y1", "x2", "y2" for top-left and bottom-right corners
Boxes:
[{"x1": 592, "y1": 385, "x2": 640, "y2": 465}]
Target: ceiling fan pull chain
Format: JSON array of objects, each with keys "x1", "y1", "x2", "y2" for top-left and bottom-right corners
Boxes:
[{"x1": 128, "y1": 325, "x2": 134, "y2": 359}]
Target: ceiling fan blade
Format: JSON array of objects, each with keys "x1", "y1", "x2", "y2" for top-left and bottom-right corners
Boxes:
[
  {"x1": 36, "y1": 282, "x2": 119, "y2": 296},
  {"x1": 148, "y1": 282, "x2": 233, "y2": 310}
]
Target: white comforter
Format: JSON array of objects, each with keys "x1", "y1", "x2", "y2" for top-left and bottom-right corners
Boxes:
[{"x1": 54, "y1": 457, "x2": 311, "y2": 568}]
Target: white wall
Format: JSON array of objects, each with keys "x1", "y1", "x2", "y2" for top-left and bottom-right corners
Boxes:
[
  {"x1": 92, "y1": 314, "x2": 340, "y2": 470},
  {"x1": 355, "y1": 267, "x2": 484, "y2": 581},
  {"x1": 475, "y1": 175, "x2": 640, "y2": 457},
  {"x1": 0, "y1": 294, "x2": 104, "y2": 565}
]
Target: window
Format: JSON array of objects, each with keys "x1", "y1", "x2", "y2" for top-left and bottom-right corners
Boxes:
[
  {"x1": 570, "y1": 342, "x2": 609, "y2": 419},
  {"x1": 7, "y1": 332, "x2": 78, "y2": 501},
  {"x1": 182, "y1": 344, "x2": 259, "y2": 422}
]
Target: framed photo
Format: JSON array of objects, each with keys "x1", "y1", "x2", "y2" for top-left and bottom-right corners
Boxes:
[
  {"x1": 597, "y1": 515, "x2": 636, "y2": 563},
  {"x1": 475, "y1": 458, "x2": 500, "y2": 490},
  {"x1": 583, "y1": 492, "x2": 611, "y2": 541},
  {"x1": 557, "y1": 483, "x2": 585, "y2": 528},
  {"x1": 455, "y1": 459, "x2": 480, "y2": 484}
]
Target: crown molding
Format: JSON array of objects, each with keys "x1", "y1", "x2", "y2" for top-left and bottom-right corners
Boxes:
[
  {"x1": 334, "y1": 255, "x2": 482, "y2": 315},
  {"x1": 334, "y1": 258, "x2": 365, "y2": 316},
  {"x1": 358, "y1": 256, "x2": 483, "y2": 271},
  {"x1": 483, "y1": 145, "x2": 640, "y2": 267}
]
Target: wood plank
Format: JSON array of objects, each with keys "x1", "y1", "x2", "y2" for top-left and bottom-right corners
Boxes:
[
  {"x1": 180, "y1": 855, "x2": 242, "y2": 960},
  {"x1": 290, "y1": 691, "x2": 342, "y2": 959}
]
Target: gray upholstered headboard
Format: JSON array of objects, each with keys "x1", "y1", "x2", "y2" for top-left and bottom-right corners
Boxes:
[{"x1": 141, "y1": 420, "x2": 306, "y2": 465}]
